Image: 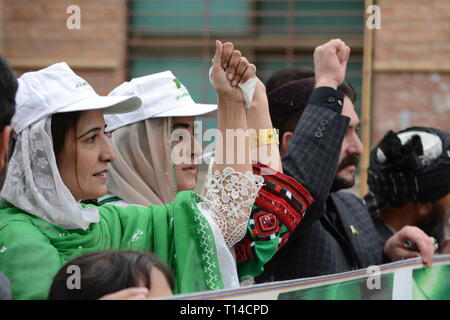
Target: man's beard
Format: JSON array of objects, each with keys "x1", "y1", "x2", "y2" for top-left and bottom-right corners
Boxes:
[
  {"x1": 330, "y1": 155, "x2": 359, "y2": 192},
  {"x1": 417, "y1": 202, "x2": 447, "y2": 251}
]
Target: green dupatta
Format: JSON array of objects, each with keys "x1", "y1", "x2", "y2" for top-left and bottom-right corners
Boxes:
[{"x1": 0, "y1": 191, "x2": 223, "y2": 299}]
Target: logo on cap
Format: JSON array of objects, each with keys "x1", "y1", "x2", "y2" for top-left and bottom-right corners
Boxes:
[
  {"x1": 172, "y1": 78, "x2": 190, "y2": 100},
  {"x1": 75, "y1": 81, "x2": 88, "y2": 88},
  {"x1": 173, "y1": 78, "x2": 182, "y2": 89}
]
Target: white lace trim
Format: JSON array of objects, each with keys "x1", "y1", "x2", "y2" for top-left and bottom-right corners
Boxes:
[{"x1": 199, "y1": 167, "x2": 264, "y2": 248}]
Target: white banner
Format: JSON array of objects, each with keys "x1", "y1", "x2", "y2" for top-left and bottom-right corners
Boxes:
[{"x1": 170, "y1": 254, "x2": 450, "y2": 300}]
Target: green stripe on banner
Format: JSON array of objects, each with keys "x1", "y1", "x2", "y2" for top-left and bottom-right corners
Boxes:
[
  {"x1": 278, "y1": 273, "x2": 394, "y2": 300},
  {"x1": 413, "y1": 265, "x2": 450, "y2": 300},
  {"x1": 169, "y1": 255, "x2": 450, "y2": 300}
]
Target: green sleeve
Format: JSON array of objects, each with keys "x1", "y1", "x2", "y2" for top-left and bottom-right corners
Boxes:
[
  {"x1": 0, "y1": 221, "x2": 62, "y2": 300},
  {"x1": 99, "y1": 202, "x2": 172, "y2": 263},
  {"x1": 235, "y1": 164, "x2": 314, "y2": 281},
  {"x1": 99, "y1": 191, "x2": 224, "y2": 294},
  {"x1": 236, "y1": 222, "x2": 289, "y2": 281},
  {"x1": 169, "y1": 192, "x2": 224, "y2": 293}
]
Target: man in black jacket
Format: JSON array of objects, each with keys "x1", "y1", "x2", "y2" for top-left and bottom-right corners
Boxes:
[{"x1": 255, "y1": 40, "x2": 436, "y2": 282}]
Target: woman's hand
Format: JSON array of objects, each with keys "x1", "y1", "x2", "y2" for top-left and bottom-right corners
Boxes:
[
  {"x1": 204, "y1": 40, "x2": 262, "y2": 248},
  {"x1": 210, "y1": 40, "x2": 256, "y2": 106}
]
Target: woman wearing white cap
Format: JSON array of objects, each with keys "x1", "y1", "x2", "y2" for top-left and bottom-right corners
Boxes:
[
  {"x1": 101, "y1": 42, "x2": 314, "y2": 284},
  {"x1": 0, "y1": 42, "x2": 268, "y2": 299},
  {"x1": 98, "y1": 71, "x2": 215, "y2": 207}
]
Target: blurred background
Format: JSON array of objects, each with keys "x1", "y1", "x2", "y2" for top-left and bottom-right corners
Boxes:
[{"x1": 0, "y1": 0, "x2": 449, "y2": 198}]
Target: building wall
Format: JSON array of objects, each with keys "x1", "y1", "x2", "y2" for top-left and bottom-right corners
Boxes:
[
  {"x1": 126, "y1": 0, "x2": 366, "y2": 196},
  {"x1": 372, "y1": 0, "x2": 450, "y2": 144},
  {"x1": 0, "y1": 0, "x2": 127, "y2": 95},
  {"x1": 2, "y1": 0, "x2": 447, "y2": 140},
  {"x1": 128, "y1": 0, "x2": 365, "y2": 104}
]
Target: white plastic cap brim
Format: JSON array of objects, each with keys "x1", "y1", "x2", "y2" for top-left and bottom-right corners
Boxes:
[
  {"x1": 151, "y1": 103, "x2": 217, "y2": 118},
  {"x1": 57, "y1": 95, "x2": 142, "y2": 115}
]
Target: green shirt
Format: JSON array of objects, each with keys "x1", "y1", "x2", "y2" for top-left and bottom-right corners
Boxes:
[{"x1": 0, "y1": 191, "x2": 223, "y2": 299}]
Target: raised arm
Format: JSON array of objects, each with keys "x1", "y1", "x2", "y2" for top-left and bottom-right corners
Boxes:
[
  {"x1": 282, "y1": 39, "x2": 352, "y2": 227},
  {"x1": 219, "y1": 42, "x2": 282, "y2": 173},
  {"x1": 201, "y1": 41, "x2": 263, "y2": 247},
  {"x1": 247, "y1": 78, "x2": 282, "y2": 172}
]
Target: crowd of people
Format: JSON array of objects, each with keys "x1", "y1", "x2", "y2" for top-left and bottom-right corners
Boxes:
[{"x1": 0, "y1": 38, "x2": 448, "y2": 300}]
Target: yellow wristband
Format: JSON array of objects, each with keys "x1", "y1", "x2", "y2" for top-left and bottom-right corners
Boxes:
[{"x1": 252, "y1": 129, "x2": 279, "y2": 149}]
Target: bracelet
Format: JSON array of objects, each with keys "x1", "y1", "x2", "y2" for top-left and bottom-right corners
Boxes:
[{"x1": 251, "y1": 129, "x2": 279, "y2": 149}]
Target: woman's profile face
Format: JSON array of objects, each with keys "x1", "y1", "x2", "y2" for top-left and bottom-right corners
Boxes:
[
  {"x1": 57, "y1": 109, "x2": 115, "y2": 201},
  {"x1": 172, "y1": 116, "x2": 202, "y2": 192}
]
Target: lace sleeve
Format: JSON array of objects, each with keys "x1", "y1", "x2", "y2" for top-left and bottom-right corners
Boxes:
[{"x1": 199, "y1": 167, "x2": 264, "y2": 248}]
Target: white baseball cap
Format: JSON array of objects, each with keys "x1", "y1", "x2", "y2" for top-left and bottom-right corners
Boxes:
[
  {"x1": 105, "y1": 71, "x2": 217, "y2": 132},
  {"x1": 12, "y1": 62, "x2": 142, "y2": 134}
]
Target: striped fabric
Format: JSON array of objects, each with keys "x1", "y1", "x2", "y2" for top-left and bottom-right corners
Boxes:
[{"x1": 235, "y1": 163, "x2": 314, "y2": 264}]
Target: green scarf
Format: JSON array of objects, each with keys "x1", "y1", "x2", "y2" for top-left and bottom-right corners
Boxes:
[{"x1": 0, "y1": 191, "x2": 223, "y2": 299}]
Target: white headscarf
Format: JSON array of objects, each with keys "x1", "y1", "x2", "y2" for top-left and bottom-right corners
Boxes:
[
  {"x1": 107, "y1": 117, "x2": 177, "y2": 206},
  {"x1": 0, "y1": 117, "x2": 99, "y2": 230}
]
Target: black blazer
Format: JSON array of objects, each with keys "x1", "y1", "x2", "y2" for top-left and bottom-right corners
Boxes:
[
  {"x1": 255, "y1": 87, "x2": 385, "y2": 282},
  {"x1": 256, "y1": 192, "x2": 385, "y2": 282}
]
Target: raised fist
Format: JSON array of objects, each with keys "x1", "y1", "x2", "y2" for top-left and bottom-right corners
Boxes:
[
  {"x1": 210, "y1": 40, "x2": 256, "y2": 105},
  {"x1": 313, "y1": 39, "x2": 350, "y2": 89}
]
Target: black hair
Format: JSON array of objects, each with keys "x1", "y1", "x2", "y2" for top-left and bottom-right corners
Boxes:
[
  {"x1": 51, "y1": 111, "x2": 82, "y2": 158},
  {"x1": 50, "y1": 111, "x2": 100, "y2": 204},
  {"x1": 48, "y1": 250, "x2": 175, "y2": 300},
  {"x1": 338, "y1": 79, "x2": 357, "y2": 104},
  {"x1": 274, "y1": 78, "x2": 357, "y2": 145},
  {"x1": 265, "y1": 67, "x2": 315, "y2": 94},
  {"x1": 0, "y1": 54, "x2": 17, "y2": 131}
]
